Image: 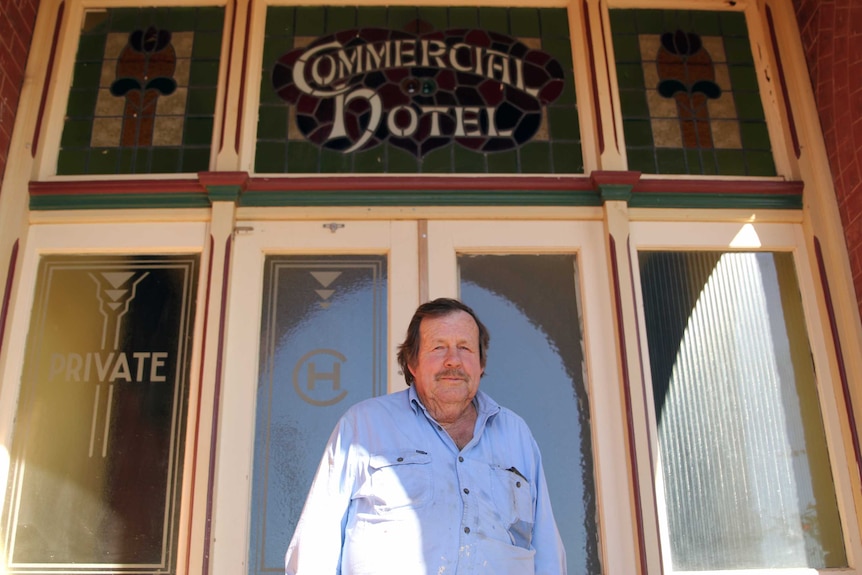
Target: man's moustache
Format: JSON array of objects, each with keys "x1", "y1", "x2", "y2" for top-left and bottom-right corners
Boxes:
[{"x1": 435, "y1": 369, "x2": 468, "y2": 380}]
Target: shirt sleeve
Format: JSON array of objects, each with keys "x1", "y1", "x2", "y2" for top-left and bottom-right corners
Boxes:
[
  {"x1": 530, "y1": 434, "x2": 568, "y2": 575},
  {"x1": 285, "y1": 418, "x2": 356, "y2": 575}
]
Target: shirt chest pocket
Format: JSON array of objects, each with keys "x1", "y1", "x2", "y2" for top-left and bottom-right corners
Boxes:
[
  {"x1": 490, "y1": 465, "x2": 535, "y2": 547},
  {"x1": 359, "y1": 451, "x2": 433, "y2": 513}
]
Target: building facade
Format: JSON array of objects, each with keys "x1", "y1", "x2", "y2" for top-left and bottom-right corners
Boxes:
[{"x1": 0, "y1": 1, "x2": 861, "y2": 574}]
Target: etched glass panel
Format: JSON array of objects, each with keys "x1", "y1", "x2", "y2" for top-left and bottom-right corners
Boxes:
[
  {"x1": 2, "y1": 255, "x2": 199, "y2": 574},
  {"x1": 639, "y1": 251, "x2": 845, "y2": 569},
  {"x1": 248, "y1": 255, "x2": 387, "y2": 575},
  {"x1": 458, "y1": 254, "x2": 601, "y2": 575}
]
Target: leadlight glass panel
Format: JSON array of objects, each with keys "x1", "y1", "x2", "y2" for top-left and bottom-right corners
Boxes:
[
  {"x1": 257, "y1": 6, "x2": 582, "y2": 174},
  {"x1": 611, "y1": 10, "x2": 776, "y2": 176},
  {"x1": 58, "y1": 7, "x2": 224, "y2": 175},
  {"x1": 639, "y1": 251, "x2": 845, "y2": 570}
]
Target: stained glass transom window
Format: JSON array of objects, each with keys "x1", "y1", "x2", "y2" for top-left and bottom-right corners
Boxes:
[
  {"x1": 256, "y1": 6, "x2": 582, "y2": 174},
  {"x1": 58, "y1": 7, "x2": 225, "y2": 175},
  {"x1": 611, "y1": 9, "x2": 776, "y2": 176}
]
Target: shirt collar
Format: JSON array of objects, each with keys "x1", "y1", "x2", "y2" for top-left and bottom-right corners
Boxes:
[{"x1": 407, "y1": 386, "x2": 501, "y2": 419}]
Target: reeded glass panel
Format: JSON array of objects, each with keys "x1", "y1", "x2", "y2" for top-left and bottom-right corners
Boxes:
[
  {"x1": 610, "y1": 9, "x2": 775, "y2": 176},
  {"x1": 459, "y1": 254, "x2": 601, "y2": 575},
  {"x1": 257, "y1": 6, "x2": 581, "y2": 174},
  {"x1": 248, "y1": 255, "x2": 387, "y2": 575},
  {"x1": 639, "y1": 251, "x2": 845, "y2": 570},
  {"x1": 2, "y1": 255, "x2": 198, "y2": 574},
  {"x1": 58, "y1": 7, "x2": 224, "y2": 175}
]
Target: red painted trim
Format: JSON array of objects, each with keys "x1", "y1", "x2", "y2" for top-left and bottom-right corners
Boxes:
[
  {"x1": 247, "y1": 174, "x2": 595, "y2": 192},
  {"x1": 201, "y1": 234, "x2": 233, "y2": 575},
  {"x1": 583, "y1": 0, "x2": 604, "y2": 155},
  {"x1": 184, "y1": 236, "x2": 214, "y2": 575},
  {"x1": 609, "y1": 234, "x2": 651, "y2": 575},
  {"x1": 29, "y1": 178, "x2": 206, "y2": 197},
  {"x1": 633, "y1": 178, "x2": 804, "y2": 196},
  {"x1": 766, "y1": 6, "x2": 801, "y2": 159},
  {"x1": 32, "y1": 2, "x2": 64, "y2": 158},
  {"x1": 814, "y1": 237, "x2": 862, "y2": 487},
  {"x1": 0, "y1": 240, "x2": 20, "y2": 360}
]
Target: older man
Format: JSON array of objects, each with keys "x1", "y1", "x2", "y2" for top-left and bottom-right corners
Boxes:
[{"x1": 285, "y1": 298, "x2": 566, "y2": 574}]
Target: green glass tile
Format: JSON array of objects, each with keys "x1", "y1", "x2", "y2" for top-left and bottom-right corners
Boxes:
[
  {"x1": 714, "y1": 148, "x2": 747, "y2": 175},
  {"x1": 151, "y1": 148, "x2": 182, "y2": 173},
  {"x1": 192, "y1": 31, "x2": 223, "y2": 60},
  {"x1": 724, "y1": 37, "x2": 754, "y2": 64},
  {"x1": 87, "y1": 147, "x2": 119, "y2": 173},
  {"x1": 509, "y1": 8, "x2": 540, "y2": 37},
  {"x1": 61, "y1": 120, "x2": 92, "y2": 147},
  {"x1": 733, "y1": 93, "x2": 767, "y2": 120},
  {"x1": 72, "y1": 62, "x2": 101, "y2": 89},
  {"x1": 187, "y1": 87, "x2": 216, "y2": 115},
  {"x1": 555, "y1": 81, "x2": 577, "y2": 107},
  {"x1": 266, "y1": 7, "x2": 295, "y2": 37},
  {"x1": 287, "y1": 141, "x2": 321, "y2": 172},
  {"x1": 727, "y1": 66, "x2": 759, "y2": 92},
  {"x1": 613, "y1": 36, "x2": 643, "y2": 65},
  {"x1": 77, "y1": 34, "x2": 106, "y2": 61},
  {"x1": 181, "y1": 147, "x2": 211, "y2": 172},
  {"x1": 619, "y1": 91, "x2": 650, "y2": 118},
  {"x1": 189, "y1": 61, "x2": 220, "y2": 87},
  {"x1": 183, "y1": 117, "x2": 213, "y2": 146},
  {"x1": 449, "y1": 7, "x2": 478, "y2": 28},
  {"x1": 540, "y1": 9, "x2": 569, "y2": 38},
  {"x1": 744, "y1": 150, "x2": 776, "y2": 176},
  {"x1": 609, "y1": 11, "x2": 637, "y2": 35},
  {"x1": 260, "y1": 75, "x2": 282, "y2": 105},
  {"x1": 196, "y1": 7, "x2": 225, "y2": 31},
  {"x1": 165, "y1": 7, "x2": 196, "y2": 30},
  {"x1": 684, "y1": 148, "x2": 705, "y2": 174},
  {"x1": 486, "y1": 149, "x2": 517, "y2": 173},
  {"x1": 133, "y1": 149, "x2": 150, "y2": 173},
  {"x1": 388, "y1": 7, "x2": 418, "y2": 31},
  {"x1": 118, "y1": 147, "x2": 137, "y2": 173},
  {"x1": 634, "y1": 10, "x2": 666, "y2": 34},
  {"x1": 479, "y1": 8, "x2": 508, "y2": 34},
  {"x1": 627, "y1": 148, "x2": 657, "y2": 173},
  {"x1": 352, "y1": 147, "x2": 386, "y2": 173},
  {"x1": 81, "y1": 11, "x2": 109, "y2": 34},
  {"x1": 617, "y1": 64, "x2": 646, "y2": 90},
  {"x1": 623, "y1": 119, "x2": 654, "y2": 147},
  {"x1": 542, "y1": 38, "x2": 573, "y2": 69},
  {"x1": 739, "y1": 122, "x2": 771, "y2": 149},
  {"x1": 519, "y1": 142, "x2": 551, "y2": 173},
  {"x1": 152, "y1": 7, "x2": 175, "y2": 30},
  {"x1": 421, "y1": 145, "x2": 453, "y2": 173},
  {"x1": 57, "y1": 149, "x2": 88, "y2": 175},
  {"x1": 452, "y1": 147, "x2": 485, "y2": 173},
  {"x1": 320, "y1": 148, "x2": 353, "y2": 172},
  {"x1": 110, "y1": 9, "x2": 142, "y2": 32},
  {"x1": 656, "y1": 148, "x2": 687, "y2": 173},
  {"x1": 66, "y1": 90, "x2": 98, "y2": 117},
  {"x1": 326, "y1": 6, "x2": 356, "y2": 32},
  {"x1": 255, "y1": 141, "x2": 287, "y2": 173},
  {"x1": 662, "y1": 10, "x2": 690, "y2": 33},
  {"x1": 258, "y1": 107, "x2": 288, "y2": 139},
  {"x1": 551, "y1": 141, "x2": 583, "y2": 173},
  {"x1": 357, "y1": 7, "x2": 387, "y2": 28},
  {"x1": 691, "y1": 11, "x2": 722, "y2": 35},
  {"x1": 387, "y1": 144, "x2": 419, "y2": 173},
  {"x1": 548, "y1": 107, "x2": 580, "y2": 139},
  {"x1": 294, "y1": 7, "x2": 325, "y2": 36},
  {"x1": 720, "y1": 11, "x2": 748, "y2": 36},
  {"x1": 417, "y1": 7, "x2": 448, "y2": 32}
]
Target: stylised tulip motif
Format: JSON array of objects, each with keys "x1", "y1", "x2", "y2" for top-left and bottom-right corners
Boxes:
[
  {"x1": 656, "y1": 30, "x2": 721, "y2": 148},
  {"x1": 110, "y1": 26, "x2": 178, "y2": 147}
]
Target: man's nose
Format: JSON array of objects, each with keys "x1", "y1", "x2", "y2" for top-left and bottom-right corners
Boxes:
[{"x1": 443, "y1": 347, "x2": 462, "y2": 366}]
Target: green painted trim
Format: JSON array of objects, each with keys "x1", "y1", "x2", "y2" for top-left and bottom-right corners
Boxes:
[
  {"x1": 629, "y1": 193, "x2": 803, "y2": 210},
  {"x1": 597, "y1": 184, "x2": 633, "y2": 202},
  {"x1": 239, "y1": 189, "x2": 604, "y2": 207},
  {"x1": 30, "y1": 193, "x2": 212, "y2": 210},
  {"x1": 205, "y1": 185, "x2": 243, "y2": 203}
]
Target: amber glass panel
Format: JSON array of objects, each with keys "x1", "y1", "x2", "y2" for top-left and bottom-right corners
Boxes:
[
  {"x1": 459, "y1": 254, "x2": 601, "y2": 575},
  {"x1": 2, "y1": 255, "x2": 198, "y2": 573},
  {"x1": 249, "y1": 255, "x2": 387, "y2": 575},
  {"x1": 639, "y1": 251, "x2": 845, "y2": 569}
]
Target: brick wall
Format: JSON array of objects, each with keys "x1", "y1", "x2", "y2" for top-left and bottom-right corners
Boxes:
[
  {"x1": 0, "y1": 0, "x2": 39, "y2": 191},
  {"x1": 795, "y1": 0, "x2": 862, "y2": 321}
]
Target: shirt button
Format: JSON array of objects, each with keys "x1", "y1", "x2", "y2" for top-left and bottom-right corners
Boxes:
[
  {"x1": 516, "y1": 481, "x2": 521, "y2": 488},
  {"x1": 458, "y1": 456, "x2": 464, "y2": 462},
  {"x1": 464, "y1": 527, "x2": 470, "y2": 534},
  {"x1": 463, "y1": 488, "x2": 470, "y2": 494},
  {"x1": 397, "y1": 457, "x2": 404, "y2": 462}
]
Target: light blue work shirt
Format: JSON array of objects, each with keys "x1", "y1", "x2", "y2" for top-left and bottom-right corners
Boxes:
[{"x1": 285, "y1": 386, "x2": 567, "y2": 574}]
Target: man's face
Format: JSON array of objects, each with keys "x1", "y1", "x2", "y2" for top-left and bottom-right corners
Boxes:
[{"x1": 409, "y1": 310, "x2": 484, "y2": 410}]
